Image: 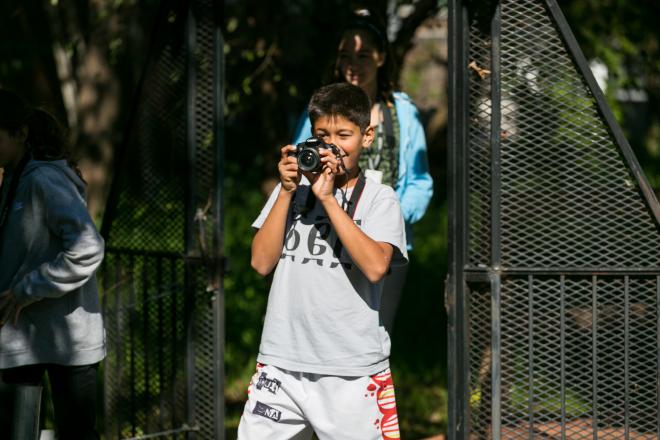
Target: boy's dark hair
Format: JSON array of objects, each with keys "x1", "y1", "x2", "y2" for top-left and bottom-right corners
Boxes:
[{"x1": 308, "y1": 83, "x2": 371, "y2": 133}]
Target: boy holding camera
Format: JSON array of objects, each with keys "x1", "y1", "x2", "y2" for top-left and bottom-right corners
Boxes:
[{"x1": 238, "y1": 83, "x2": 406, "y2": 439}]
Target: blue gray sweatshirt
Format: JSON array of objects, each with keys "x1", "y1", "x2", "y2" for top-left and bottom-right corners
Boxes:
[{"x1": 0, "y1": 159, "x2": 105, "y2": 369}]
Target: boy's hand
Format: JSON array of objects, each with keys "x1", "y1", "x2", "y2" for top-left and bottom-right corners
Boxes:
[
  {"x1": 0, "y1": 289, "x2": 23, "y2": 327},
  {"x1": 279, "y1": 145, "x2": 301, "y2": 193},
  {"x1": 305, "y1": 148, "x2": 340, "y2": 202}
]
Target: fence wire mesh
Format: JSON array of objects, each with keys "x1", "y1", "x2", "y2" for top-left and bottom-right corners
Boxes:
[
  {"x1": 459, "y1": 0, "x2": 660, "y2": 438},
  {"x1": 497, "y1": 0, "x2": 659, "y2": 269},
  {"x1": 99, "y1": 0, "x2": 223, "y2": 438},
  {"x1": 467, "y1": 5, "x2": 493, "y2": 269}
]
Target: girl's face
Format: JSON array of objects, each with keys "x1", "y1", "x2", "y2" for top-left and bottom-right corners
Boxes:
[
  {"x1": 336, "y1": 29, "x2": 385, "y2": 92},
  {"x1": 0, "y1": 127, "x2": 27, "y2": 170}
]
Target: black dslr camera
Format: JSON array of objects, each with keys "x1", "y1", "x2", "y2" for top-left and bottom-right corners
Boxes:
[{"x1": 289, "y1": 137, "x2": 341, "y2": 173}]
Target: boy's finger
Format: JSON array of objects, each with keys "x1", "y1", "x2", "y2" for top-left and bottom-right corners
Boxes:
[
  {"x1": 280, "y1": 157, "x2": 298, "y2": 167},
  {"x1": 321, "y1": 154, "x2": 338, "y2": 164},
  {"x1": 323, "y1": 164, "x2": 336, "y2": 175},
  {"x1": 301, "y1": 171, "x2": 317, "y2": 183},
  {"x1": 322, "y1": 161, "x2": 337, "y2": 173},
  {"x1": 333, "y1": 145, "x2": 347, "y2": 157},
  {"x1": 280, "y1": 145, "x2": 296, "y2": 159},
  {"x1": 282, "y1": 165, "x2": 299, "y2": 174}
]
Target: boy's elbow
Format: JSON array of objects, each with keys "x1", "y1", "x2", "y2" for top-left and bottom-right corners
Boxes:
[
  {"x1": 365, "y1": 263, "x2": 389, "y2": 284},
  {"x1": 251, "y1": 256, "x2": 273, "y2": 277}
]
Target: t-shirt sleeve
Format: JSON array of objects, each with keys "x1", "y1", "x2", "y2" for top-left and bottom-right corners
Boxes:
[
  {"x1": 362, "y1": 188, "x2": 409, "y2": 266},
  {"x1": 252, "y1": 183, "x2": 283, "y2": 230}
]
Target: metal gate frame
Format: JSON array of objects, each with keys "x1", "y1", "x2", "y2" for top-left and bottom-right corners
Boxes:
[
  {"x1": 99, "y1": 0, "x2": 225, "y2": 438},
  {"x1": 447, "y1": 0, "x2": 660, "y2": 438}
]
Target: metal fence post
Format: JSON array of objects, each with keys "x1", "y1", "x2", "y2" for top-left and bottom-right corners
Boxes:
[
  {"x1": 212, "y1": 0, "x2": 226, "y2": 437},
  {"x1": 184, "y1": 2, "x2": 198, "y2": 437},
  {"x1": 447, "y1": 0, "x2": 470, "y2": 438},
  {"x1": 100, "y1": 0, "x2": 224, "y2": 437}
]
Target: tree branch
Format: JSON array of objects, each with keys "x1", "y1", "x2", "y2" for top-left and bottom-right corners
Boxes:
[{"x1": 391, "y1": 0, "x2": 442, "y2": 83}]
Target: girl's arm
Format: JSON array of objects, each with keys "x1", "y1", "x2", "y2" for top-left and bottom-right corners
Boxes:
[
  {"x1": 11, "y1": 167, "x2": 104, "y2": 304},
  {"x1": 397, "y1": 96, "x2": 434, "y2": 225}
]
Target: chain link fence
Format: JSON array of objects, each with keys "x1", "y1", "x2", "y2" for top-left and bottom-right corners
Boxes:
[
  {"x1": 448, "y1": 0, "x2": 660, "y2": 438},
  {"x1": 99, "y1": 0, "x2": 224, "y2": 438}
]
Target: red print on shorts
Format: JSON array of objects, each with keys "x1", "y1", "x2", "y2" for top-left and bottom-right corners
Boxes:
[
  {"x1": 365, "y1": 370, "x2": 400, "y2": 439},
  {"x1": 247, "y1": 363, "x2": 266, "y2": 395}
]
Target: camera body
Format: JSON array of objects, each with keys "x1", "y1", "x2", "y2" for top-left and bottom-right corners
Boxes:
[{"x1": 289, "y1": 137, "x2": 340, "y2": 173}]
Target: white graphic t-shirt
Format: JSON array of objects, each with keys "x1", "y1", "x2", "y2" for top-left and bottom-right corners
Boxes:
[{"x1": 252, "y1": 177, "x2": 408, "y2": 376}]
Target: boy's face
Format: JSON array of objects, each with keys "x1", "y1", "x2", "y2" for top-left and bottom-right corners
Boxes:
[{"x1": 312, "y1": 114, "x2": 374, "y2": 175}]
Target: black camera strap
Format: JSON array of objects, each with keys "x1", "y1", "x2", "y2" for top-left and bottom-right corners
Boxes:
[
  {"x1": 295, "y1": 172, "x2": 366, "y2": 220},
  {"x1": 345, "y1": 171, "x2": 366, "y2": 220},
  {"x1": 0, "y1": 153, "x2": 30, "y2": 246}
]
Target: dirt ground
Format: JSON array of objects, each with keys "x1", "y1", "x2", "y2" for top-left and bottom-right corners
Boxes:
[{"x1": 465, "y1": 419, "x2": 657, "y2": 439}]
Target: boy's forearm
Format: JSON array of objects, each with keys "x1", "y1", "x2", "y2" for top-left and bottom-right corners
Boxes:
[
  {"x1": 251, "y1": 190, "x2": 294, "y2": 275},
  {"x1": 320, "y1": 197, "x2": 392, "y2": 283}
]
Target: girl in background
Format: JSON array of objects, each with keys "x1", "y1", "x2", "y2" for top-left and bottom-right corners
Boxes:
[
  {"x1": 0, "y1": 89, "x2": 105, "y2": 440},
  {"x1": 293, "y1": 10, "x2": 433, "y2": 333}
]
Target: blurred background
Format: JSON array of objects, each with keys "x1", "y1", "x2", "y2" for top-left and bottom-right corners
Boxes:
[{"x1": 0, "y1": 0, "x2": 658, "y2": 437}]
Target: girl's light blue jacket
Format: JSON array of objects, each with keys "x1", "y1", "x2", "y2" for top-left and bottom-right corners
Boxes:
[{"x1": 292, "y1": 92, "x2": 434, "y2": 250}]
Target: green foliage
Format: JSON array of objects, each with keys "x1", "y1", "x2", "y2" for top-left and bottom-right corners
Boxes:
[
  {"x1": 391, "y1": 198, "x2": 449, "y2": 436},
  {"x1": 222, "y1": 166, "x2": 272, "y2": 416},
  {"x1": 559, "y1": 0, "x2": 660, "y2": 189},
  {"x1": 107, "y1": 188, "x2": 185, "y2": 252}
]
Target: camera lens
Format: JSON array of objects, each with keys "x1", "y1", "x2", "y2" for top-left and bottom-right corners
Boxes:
[{"x1": 298, "y1": 149, "x2": 320, "y2": 172}]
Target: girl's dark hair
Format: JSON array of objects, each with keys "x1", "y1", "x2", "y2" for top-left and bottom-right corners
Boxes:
[
  {"x1": 332, "y1": 10, "x2": 397, "y2": 103},
  {"x1": 0, "y1": 89, "x2": 82, "y2": 179}
]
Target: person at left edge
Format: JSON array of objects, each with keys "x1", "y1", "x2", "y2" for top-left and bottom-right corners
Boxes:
[{"x1": 0, "y1": 89, "x2": 105, "y2": 440}]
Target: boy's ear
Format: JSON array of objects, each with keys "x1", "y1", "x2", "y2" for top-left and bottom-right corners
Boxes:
[{"x1": 362, "y1": 125, "x2": 375, "y2": 147}]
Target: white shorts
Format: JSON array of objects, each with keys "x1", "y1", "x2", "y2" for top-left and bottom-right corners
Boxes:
[{"x1": 237, "y1": 363, "x2": 401, "y2": 440}]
